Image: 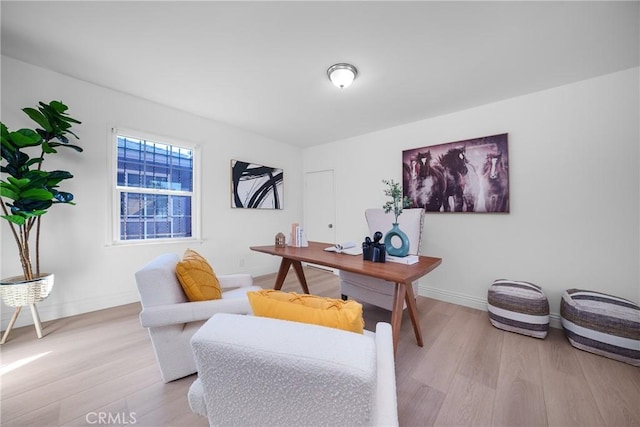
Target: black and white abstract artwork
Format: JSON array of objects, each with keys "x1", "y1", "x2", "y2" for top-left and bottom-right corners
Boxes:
[{"x1": 231, "y1": 160, "x2": 283, "y2": 209}]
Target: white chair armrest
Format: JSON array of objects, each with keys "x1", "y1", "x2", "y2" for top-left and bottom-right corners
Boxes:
[
  {"x1": 139, "y1": 298, "x2": 253, "y2": 328},
  {"x1": 190, "y1": 314, "x2": 379, "y2": 426},
  {"x1": 374, "y1": 322, "x2": 399, "y2": 427},
  {"x1": 188, "y1": 378, "x2": 207, "y2": 417},
  {"x1": 218, "y1": 273, "x2": 253, "y2": 289}
]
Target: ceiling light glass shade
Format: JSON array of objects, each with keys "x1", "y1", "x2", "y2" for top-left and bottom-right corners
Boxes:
[{"x1": 327, "y1": 63, "x2": 357, "y2": 88}]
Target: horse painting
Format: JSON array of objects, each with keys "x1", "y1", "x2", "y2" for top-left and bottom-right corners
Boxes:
[
  {"x1": 403, "y1": 150, "x2": 446, "y2": 212},
  {"x1": 463, "y1": 161, "x2": 480, "y2": 212},
  {"x1": 481, "y1": 152, "x2": 509, "y2": 212},
  {"x1": 403, "y1": 133, "x2": 509, "y2": 213},
  {"x1": 438, "y1": 147, "x2": 478, "y2": 212}
]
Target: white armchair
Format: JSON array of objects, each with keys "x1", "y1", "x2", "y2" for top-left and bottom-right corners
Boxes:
[
  {"x1": 188, "y1": 313, "x2": 398, "y2": 427},
  {"x1": 340, "y1": 208, "x2": 425, "y2": 310},
  {"x1": 134, "y1": 253, "x2": 262, "y2": 383}
]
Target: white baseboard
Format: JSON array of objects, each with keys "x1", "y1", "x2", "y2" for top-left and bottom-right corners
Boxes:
[
  {"x1": 2, "y1": 282, "x2": 564, "y2": 332},
  {"x1": 1, "y1": 290, "x2": 140, "y2": 331},
  {"x1": 419, "y1": 284, "x2": 562, "y2": 329}
]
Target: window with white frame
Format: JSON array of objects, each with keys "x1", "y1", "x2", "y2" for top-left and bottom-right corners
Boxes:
[{"x1": 113, "y1": 129, "x2": 199, "y2": 243}]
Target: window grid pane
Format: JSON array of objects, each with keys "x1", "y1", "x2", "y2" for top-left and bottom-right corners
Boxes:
[
  {"x1": 117, "y1": 136, "x2": 193, "y2": 191},
  {"x1": 116, "y1": 133, "x2": 194, "y2": 242},
  {"x1": 119, "y1": 192, "x2": 192, "y2": 240}
]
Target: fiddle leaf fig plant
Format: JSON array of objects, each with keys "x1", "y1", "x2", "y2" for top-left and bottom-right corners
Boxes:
[
  {"x1": 382, "y1": 179, "x2": 412, "y2": 224},
  {"x1": 0, "y1": 100, "x2": 82, "y2": 281}
]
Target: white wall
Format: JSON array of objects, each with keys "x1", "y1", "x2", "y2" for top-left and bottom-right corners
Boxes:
[
  {"x1": 3, "y1": 56, "x2": 638, "y2": 331},
  {"x1": 304, "y1": 68, "x2": 640, "y2": 326},
  {"x1": 1, "y1": 57, "x2": 303, "y2": 328}
]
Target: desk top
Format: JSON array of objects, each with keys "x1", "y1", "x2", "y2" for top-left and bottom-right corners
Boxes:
[{"x1": 250, "y1": 241, "x2": 442, "y2": 284}]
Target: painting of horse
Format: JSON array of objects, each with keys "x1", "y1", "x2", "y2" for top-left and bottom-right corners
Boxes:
[
  {"x1": 402, "y1": 133, "x2": 509, "y2": 213},
  {"x1": 437, "y1": 146, "x2": 481, "y2": 212},
  {"x1": 438, "y1": 147, "x2": 466, "y2": 211},
  {"x1": 481, "y1": 152, "x2": 509, "y2": 212},
  {"x1": 403, "y1": 150, "x2": 446, "y2": 212}
]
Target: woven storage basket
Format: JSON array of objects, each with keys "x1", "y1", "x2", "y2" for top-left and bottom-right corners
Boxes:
[
  {"x1": 0, "y1": 274, "x2": 54, "y2": 307},
  {"x1": 561, "y1": 288, "x2": 639, "y2": 367},
  {"x1": 487, "y1": 279, "x2": 550, "y2": 339}
]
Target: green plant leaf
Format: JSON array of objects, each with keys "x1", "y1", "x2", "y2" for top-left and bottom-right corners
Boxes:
[
  {"x1": 1, "y1": 123, "x2": 13, "y2": 150},
  {"x1": 66, "y1": 130, "x2": 80, "y2": 140},
  {"x1": 9, "y1": 129, "x2": 42, "y2": 147},
  {"x1": 0, "y1": 179, "x2": 19, "y2": 190},
  {"x1": 51, "y1": 101, "x2": 81, "y2": 124},
  {"x1": 45, "y1": 170, "x2": 73, "y2": 185},
  {"x1": 23, "y1": 107, "x2": 53, "y2": 132},
  {"x1": 41, "y1": 141, "x2": 58, "y2": 154},
  {"x1": 1, "y1": 137, "x2": 13, "y2": 152},
  {"x1": 13, "y1": 209, "x2": 47, "y2": 219},
  {"x1": 48, "y1": 100, "x2": 68, "y2": 114},
  {"x1": 0, "y1": 186, "x2": 18, "y2": 200},
  {"x1": 50, "y1": 143, "x2": 82, "y2": 152},
  {"x1": 52, "y1": 190, "x2": 74, "y2": 203},
  {"x1": 62, "y1": 116, "x2": 81, "y2": 125},
  {"x1": 20, "y1": 188, "x2": 54, "y2": 200},
  {"x1": 38, "y1": 101, "x2": 57, "y2": 116},
  {"x1": 7, "y1": 177, "x2": 30, "y2": 188},
  {"x1": 14, "y1": 198, "x2": 52, "y2": 211},
  {"x1": 24, "y1": 157, "x2": 44, "y2": 168},
  {"x1": 1, "y1": 214, "x2": 26, "y2": 226}
]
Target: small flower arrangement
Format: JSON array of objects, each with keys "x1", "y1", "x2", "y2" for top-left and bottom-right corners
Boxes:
[{"x1": 382, "y1": 179, "x2": 412, "y2": 224}]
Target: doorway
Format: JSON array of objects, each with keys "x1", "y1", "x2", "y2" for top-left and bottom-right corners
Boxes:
[{"x1": 304, "y1": 170, "x2": 336, "y2": 272}]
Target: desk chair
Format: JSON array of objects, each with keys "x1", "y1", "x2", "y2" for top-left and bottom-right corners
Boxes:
[{"x1": 340, "y1": 208, "x2": 425, "y2": 310}]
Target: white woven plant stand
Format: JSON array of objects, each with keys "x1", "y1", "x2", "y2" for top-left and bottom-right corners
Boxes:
[{"x1": 0, "y1": 274, "x2": 53, "y2": 344}]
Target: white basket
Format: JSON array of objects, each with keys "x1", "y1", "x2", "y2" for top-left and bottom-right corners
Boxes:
[{"x1": 0, "y1": 274, "x2": 54, "y2": 307}]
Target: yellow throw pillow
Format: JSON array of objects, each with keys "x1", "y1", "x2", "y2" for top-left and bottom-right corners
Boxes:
[
  {"x1": 175, "y1": 249, "x2": 222, "y2": 301},
  {"x1": 247, "y1": 290, "x2": 364, "y2": 334}
]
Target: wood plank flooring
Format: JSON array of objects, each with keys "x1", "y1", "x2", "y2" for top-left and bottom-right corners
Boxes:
[{"x1": 1, "y1": 266, "x2": 638, "y2": 426}]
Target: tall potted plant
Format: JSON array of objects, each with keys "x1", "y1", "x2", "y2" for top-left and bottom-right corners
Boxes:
[
  {"x1": 382, "y1": 179, "x2": 412, "y2": 257},
  {"x1": 0, "y1": 100, "x2": 82, "y2": 341}
]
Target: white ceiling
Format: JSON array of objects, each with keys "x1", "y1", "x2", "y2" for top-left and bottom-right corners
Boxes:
[{"x1": 2, "y1": 1, "x2": 638, "y2": 147}]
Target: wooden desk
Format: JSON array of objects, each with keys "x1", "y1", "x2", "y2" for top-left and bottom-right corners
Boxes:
[{"x1": 250, "y1": 241, "x2": 442, "y2": 354}]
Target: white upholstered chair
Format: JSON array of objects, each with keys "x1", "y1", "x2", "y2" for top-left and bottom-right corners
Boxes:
[
  {"x1": 134, "y1": 253, "x2": 261, "y2": 382},
  {"x1": 340, "y1": 208, "x2": 425, "y2": 310},
  {"x1": 188, "y1": 313, "x2": 398, "y2": 427}
]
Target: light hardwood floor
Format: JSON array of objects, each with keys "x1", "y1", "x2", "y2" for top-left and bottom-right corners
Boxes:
[{"x1": 1, "y1": 267, "x2": 639, "y2": 426}]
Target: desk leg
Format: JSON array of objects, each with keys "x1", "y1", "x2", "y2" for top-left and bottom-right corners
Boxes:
[
  {"x1": 291, "y1": 261, "x2": 310, "y2": 294},
  {"x1": 391, "y1": 282, "x2": 407, "y2": 355},
  {"x1": 274, "y1": 258, "x2": 293, "y2": 290},
  {"x1": 273, "y1": 258, "x2": 310, "y2": 294},
  {"x1": 404, "y1": 281, "x2": 424, "y2": 348}
]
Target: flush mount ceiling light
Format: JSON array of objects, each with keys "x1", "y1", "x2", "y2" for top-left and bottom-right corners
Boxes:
[{"x1": 327, "y1": 63, "x2": 358, "y2": 89}]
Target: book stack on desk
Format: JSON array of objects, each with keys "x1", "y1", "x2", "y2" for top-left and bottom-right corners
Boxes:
[
  {"x1": 386, "y1": 255, "x2": 419, "y2": 265},
  {"x1": 289, "y1": 223, "x2": 308, "y2": 247}
]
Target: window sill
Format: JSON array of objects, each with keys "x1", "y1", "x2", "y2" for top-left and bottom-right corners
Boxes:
[{"x1": 106, "y1": 237, "x2": 204, "y2": 248}]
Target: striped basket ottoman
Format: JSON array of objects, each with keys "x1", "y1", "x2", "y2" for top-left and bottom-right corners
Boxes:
[
  {"x1": 487, "y1": 280, "x2": 550, "y2": 339},
  {"x1": 561, "y1": 289, "x2": 640, "y2": 366}
]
